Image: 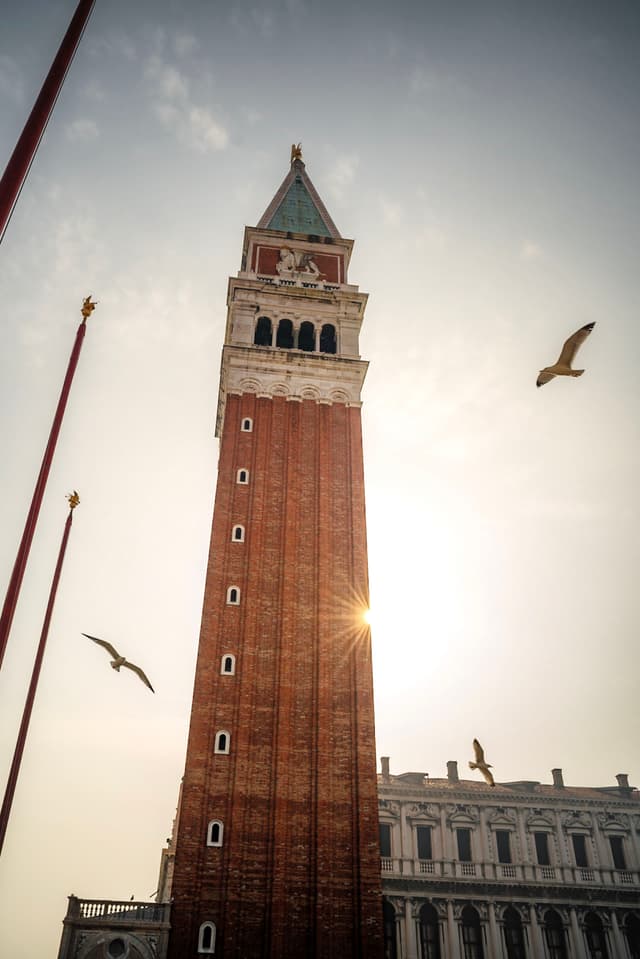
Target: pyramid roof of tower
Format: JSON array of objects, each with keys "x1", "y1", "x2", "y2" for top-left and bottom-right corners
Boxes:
[{"x1": 257, "y1": 158, "x2": 341, "y2": 238}]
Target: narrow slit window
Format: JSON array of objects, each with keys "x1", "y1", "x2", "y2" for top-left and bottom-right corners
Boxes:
[
  {"x1": 236, "y1": 469, "x2": 249, "y2": 484},
  {"x1": 221, "y1": 654, "x2": 236, "y2": 675},
  {"x1": 379, "y1": 823, "x2": 392, "y2": 858},
  {"x1": 610, "y1": 836, "x2": 626, "y2": 870},
  {"x1": 214, "y1": 730, "x2": 230, "y2": 754},
  {"x1": 496, "y1": 830, "x2": 512, "y2": 864},
  {"x1": 456, "y1": 828, "x2": 472, "y2": 862},
  {"x1": 226, "y1": 586, "x2": 240, "y2": 605},
  {"x1": 232, "y1": 525, "x2": 245, "y2": 542},
  {"x1": 241, "y1": 418, "x2": 253, "y2": 432},
  {"x1": 198, "y1": 922, "x2": 216, "y2": 954},
  {"x1": 534, "y1": 831, "x2": 551, "y2": 866},
  {"x1": 572, "y1": 833, "x2": 589, "y2": 867},
  {"x1": 207, "y1": 820, "x2": 224, "y2": 847},
  {"x1": 416, "y1": 825, "x2": 432, "y2": 860}
]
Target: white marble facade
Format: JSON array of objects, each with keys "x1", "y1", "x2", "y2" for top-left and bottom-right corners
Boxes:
[{"x1": 379, "y1": 760, "x2": 640, "y2": 958}]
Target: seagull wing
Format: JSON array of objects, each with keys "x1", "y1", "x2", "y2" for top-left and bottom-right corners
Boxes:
[
  {"x1": 481, "y1": 766, "x2": 496, "y2": 787},
  {"x1": 82, "y1": 633, "x2": 120, "y2": 660},
  {"x1": 536, "y1": 370, "x2": 556, "y2": 388},
  {"x1": 473, "y1": 739, "x2": 486, "y2": 764},
  {"x1": 123, "y1": 660, "x2": 155, "y2": 693},
  {"x1": 557, "y1": 322, "x2": 595, "y2": 368}
]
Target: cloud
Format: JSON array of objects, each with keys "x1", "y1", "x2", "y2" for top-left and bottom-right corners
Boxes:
[
  {"x1": 145, "y1": 54, "x2": 229, "y2": 153},
  {"x1": 324, "y1": 154, "x2": 359, "y2": 200},
  {"x1": 65, "y1": 119, "x2": 100, "y2": 142},
  {"x1": 174, "y1": 33, "x2": 198, "y2": 57},
  {"x1": 520, "y1": 240, "x2": 543, "y2": 261},
  {"x1": 0, "y1": 54, "x2": 23, "y2": 102},
  {"x1": 380, "y1": 196, "x2": 403, "y2": 227}
]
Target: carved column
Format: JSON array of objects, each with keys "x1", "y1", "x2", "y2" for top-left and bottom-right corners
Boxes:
[
  {"x1": 610, "y1": 912, "x2": 627, "y2": 958},
  {"x1": 404, "y1": 899, "x2": 418, "y2": 959},
  {"x1": 478, "y1": 810, "x2": 491, "y2": 875},
  {"x1": 488, "y1": 902, "x2": 505, "y2": 959},
  {"x1": 314, "y1": 326, "x2": 320, "y2": 351},
  {"x1": 528, "y1": 905, "x2": 545, "y2": 959},
  {"x1": 446, "y1": 901, "x2": 462, "y2": 959},
  {"x1": 441, "y1": 808, "x2": 451, "y2": 875},
  {"x1": 517, "y1": 808, "x2": 530, "y2": 879},
  {"x1": 570, "y1": 908, "x2": 588, "y2": 959}
]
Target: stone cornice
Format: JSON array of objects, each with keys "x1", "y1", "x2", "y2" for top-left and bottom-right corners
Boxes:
[
  {"x1": 215, "y1": 345, "x2": 368, "y2": 436},
  {"x1": 381, "y1": 875, "x2": 640, "y2": 907}
]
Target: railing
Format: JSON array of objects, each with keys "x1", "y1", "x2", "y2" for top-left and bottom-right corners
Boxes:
[
  {"x1": 68, "y1": 898, "x2": 170, "y2": 923},
  {"x1": 379, "y1": 860, "x2": 640, "y2": 887}
]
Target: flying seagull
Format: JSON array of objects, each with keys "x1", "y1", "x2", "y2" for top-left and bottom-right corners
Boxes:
[
  {"x1": 469, "y1": 738, "x2": 495, "y2": 787},
  {"x1": 536, "y1": 322, "x2": 595, "y2": 388},
  {"x1": 82, "y1": 633, "x2": 154, "y2": 692}
]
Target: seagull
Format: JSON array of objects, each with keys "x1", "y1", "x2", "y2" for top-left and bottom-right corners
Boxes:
[
  {"x1": 469, "y1": 738, "x2": 495, "y2": 787},
  {"x1": 536, "y1": 322, "x2": 595, "y2": 388},
  {"x1": 82, "y1": 633, "x2": 154, "y2": 692}
]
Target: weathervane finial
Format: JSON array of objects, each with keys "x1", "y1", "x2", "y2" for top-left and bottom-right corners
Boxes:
[
  {"x1": 290, "y1": 142, "x2": 302, "y2": 163},
  {"x1": 81, "y1": 295, "x2": 97, "y2": 320}
]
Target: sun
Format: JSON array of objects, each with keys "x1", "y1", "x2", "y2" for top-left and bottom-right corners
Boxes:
[{"x1": 362, "y1": 608, "x2": 373, "y2": 626}]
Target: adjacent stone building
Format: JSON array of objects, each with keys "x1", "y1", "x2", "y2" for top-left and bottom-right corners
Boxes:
[{"x1": 378, "y1": 758, "x2": 640, "y2": 958}]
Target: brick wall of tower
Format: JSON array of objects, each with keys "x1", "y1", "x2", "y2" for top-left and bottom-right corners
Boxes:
[{"x1": 168, "y1": 391, "x2": 383, "y2": 959}]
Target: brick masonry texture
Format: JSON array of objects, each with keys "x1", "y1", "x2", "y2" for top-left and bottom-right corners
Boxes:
[{"x1": 168, "y1": 393, "x2": 384, "y2": 959}]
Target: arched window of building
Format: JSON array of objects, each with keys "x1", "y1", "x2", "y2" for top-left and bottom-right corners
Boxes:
[
  {"x1": 319, "y1": 323, "x2": 336, "y2": 354},
  {"x1": 503, "y1": 907, "x2": 526, "y2": 959},
  {"x1": 236, "y1": 468, "x2": 249, "y2": 484},
  {"x1": 198, "y1": 922, "x2": 216, "y2": 954},
  {"x1": 206, "y1": 820, "x2": 223, "y2": 847},
  {"x1": 226, "y1": 586, "x2": 240, "y2": 605},
  {"x1": 221, "y1": 654, "x2": 236, "y2": 675},
  {"x1": 383, "y1": 899, "x2": 398, "y2": 959},
  {"x1": 298, "y1": 321, "x2": 315, "y2": 352},
  {"x1": 625, "y1": 914, "x2": 640, "y2": 959},
  {"x1": 241, "y1": 418, "x2": 253, "y2": 432},
  {"x1": 232, "y1": 524, "x2": 245, "y2": 542},
  {"x1": 254, "y1": 316, "x2": 272, "y2": 346},
  {"x1": 214, "y1": 730, "x2": 230, "y2": 754},
  {"x1": 544, "y1": 909, "x2": 568, "y2": 959},
  {"x1": 418, "y1": 903, "x2": 441, "y2": 959},
  {"x1": 461, "y1": 906, "x2": 484, "y2": 959},
  {"x1": 584, "y1": 912, "x2": 609, "y2": 959},
  {"x1": 276, "y1": 318, "x2": 294, "y2": 349}
]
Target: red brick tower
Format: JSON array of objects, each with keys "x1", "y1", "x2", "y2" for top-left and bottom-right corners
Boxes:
[{"x1": 167, "y1": 153, "x2": 383, "y2": 959}]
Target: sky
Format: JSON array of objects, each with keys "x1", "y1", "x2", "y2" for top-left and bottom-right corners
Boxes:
[{"x1": 0, "y1": 0, "x2": 639, "y2": 954}]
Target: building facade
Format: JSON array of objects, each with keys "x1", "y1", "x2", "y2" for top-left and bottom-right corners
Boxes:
[
  {"x1": 165, "y1": 154, "x2": 384, "y2": 958},
  {"x1": 378, "y1": 759, "x2": 640, "y2": 959}
]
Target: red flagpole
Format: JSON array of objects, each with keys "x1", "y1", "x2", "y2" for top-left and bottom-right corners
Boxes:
[
  {"x1": 0, "y1": 0, "x2": 97, "y2": 243},
  {"x1": 0, "y1": 297, "x2": 96, "y2": 670},
  {"x1": 0, "y1": 493, "x2": 79, "y2": 857}
]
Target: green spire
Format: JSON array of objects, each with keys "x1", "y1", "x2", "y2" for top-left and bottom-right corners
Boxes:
[{"x1": 257, "y1": 155, "x2": 340, "y2": 238}]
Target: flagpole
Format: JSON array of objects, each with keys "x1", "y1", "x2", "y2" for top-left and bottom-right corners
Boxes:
[
  {"x1": 0, "y1": 492, "x2": 79, "y2": 857},
  {"x1": 0, "y1": 297, "x2": 96, "y2": 671},
  {"x1": 0, "y1": 0, "x2": 97, "y2": 244}
]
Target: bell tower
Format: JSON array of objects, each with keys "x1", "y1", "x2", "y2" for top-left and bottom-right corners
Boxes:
[{"x1": 167, "y1": 151, "x2": 383, "y2": 959}]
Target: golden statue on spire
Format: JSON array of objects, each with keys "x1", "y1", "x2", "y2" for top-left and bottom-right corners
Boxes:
[
  {"x1": 81, "y1": 295, "x2": 97, "y2": 320},
  {"x1": 67, "y1": 490, "x2": 80, "y2": 510},
  {"x1": 290, "y1": 142, "x2": 303, "y2": 163}
]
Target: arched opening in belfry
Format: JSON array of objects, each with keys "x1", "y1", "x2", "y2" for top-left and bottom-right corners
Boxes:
[
  {"x1": 254, "y1": 315, "x2": 272, "y2": 346},
  {"x1": 319, "y1": 323, "x2": 336, "y2": 354},
  {"x1": 298, "y1": 321, "x2": 315, "y2": 352},
  {"x1": 276, "y1": 318, "x2": 294, "y2": 349}
]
